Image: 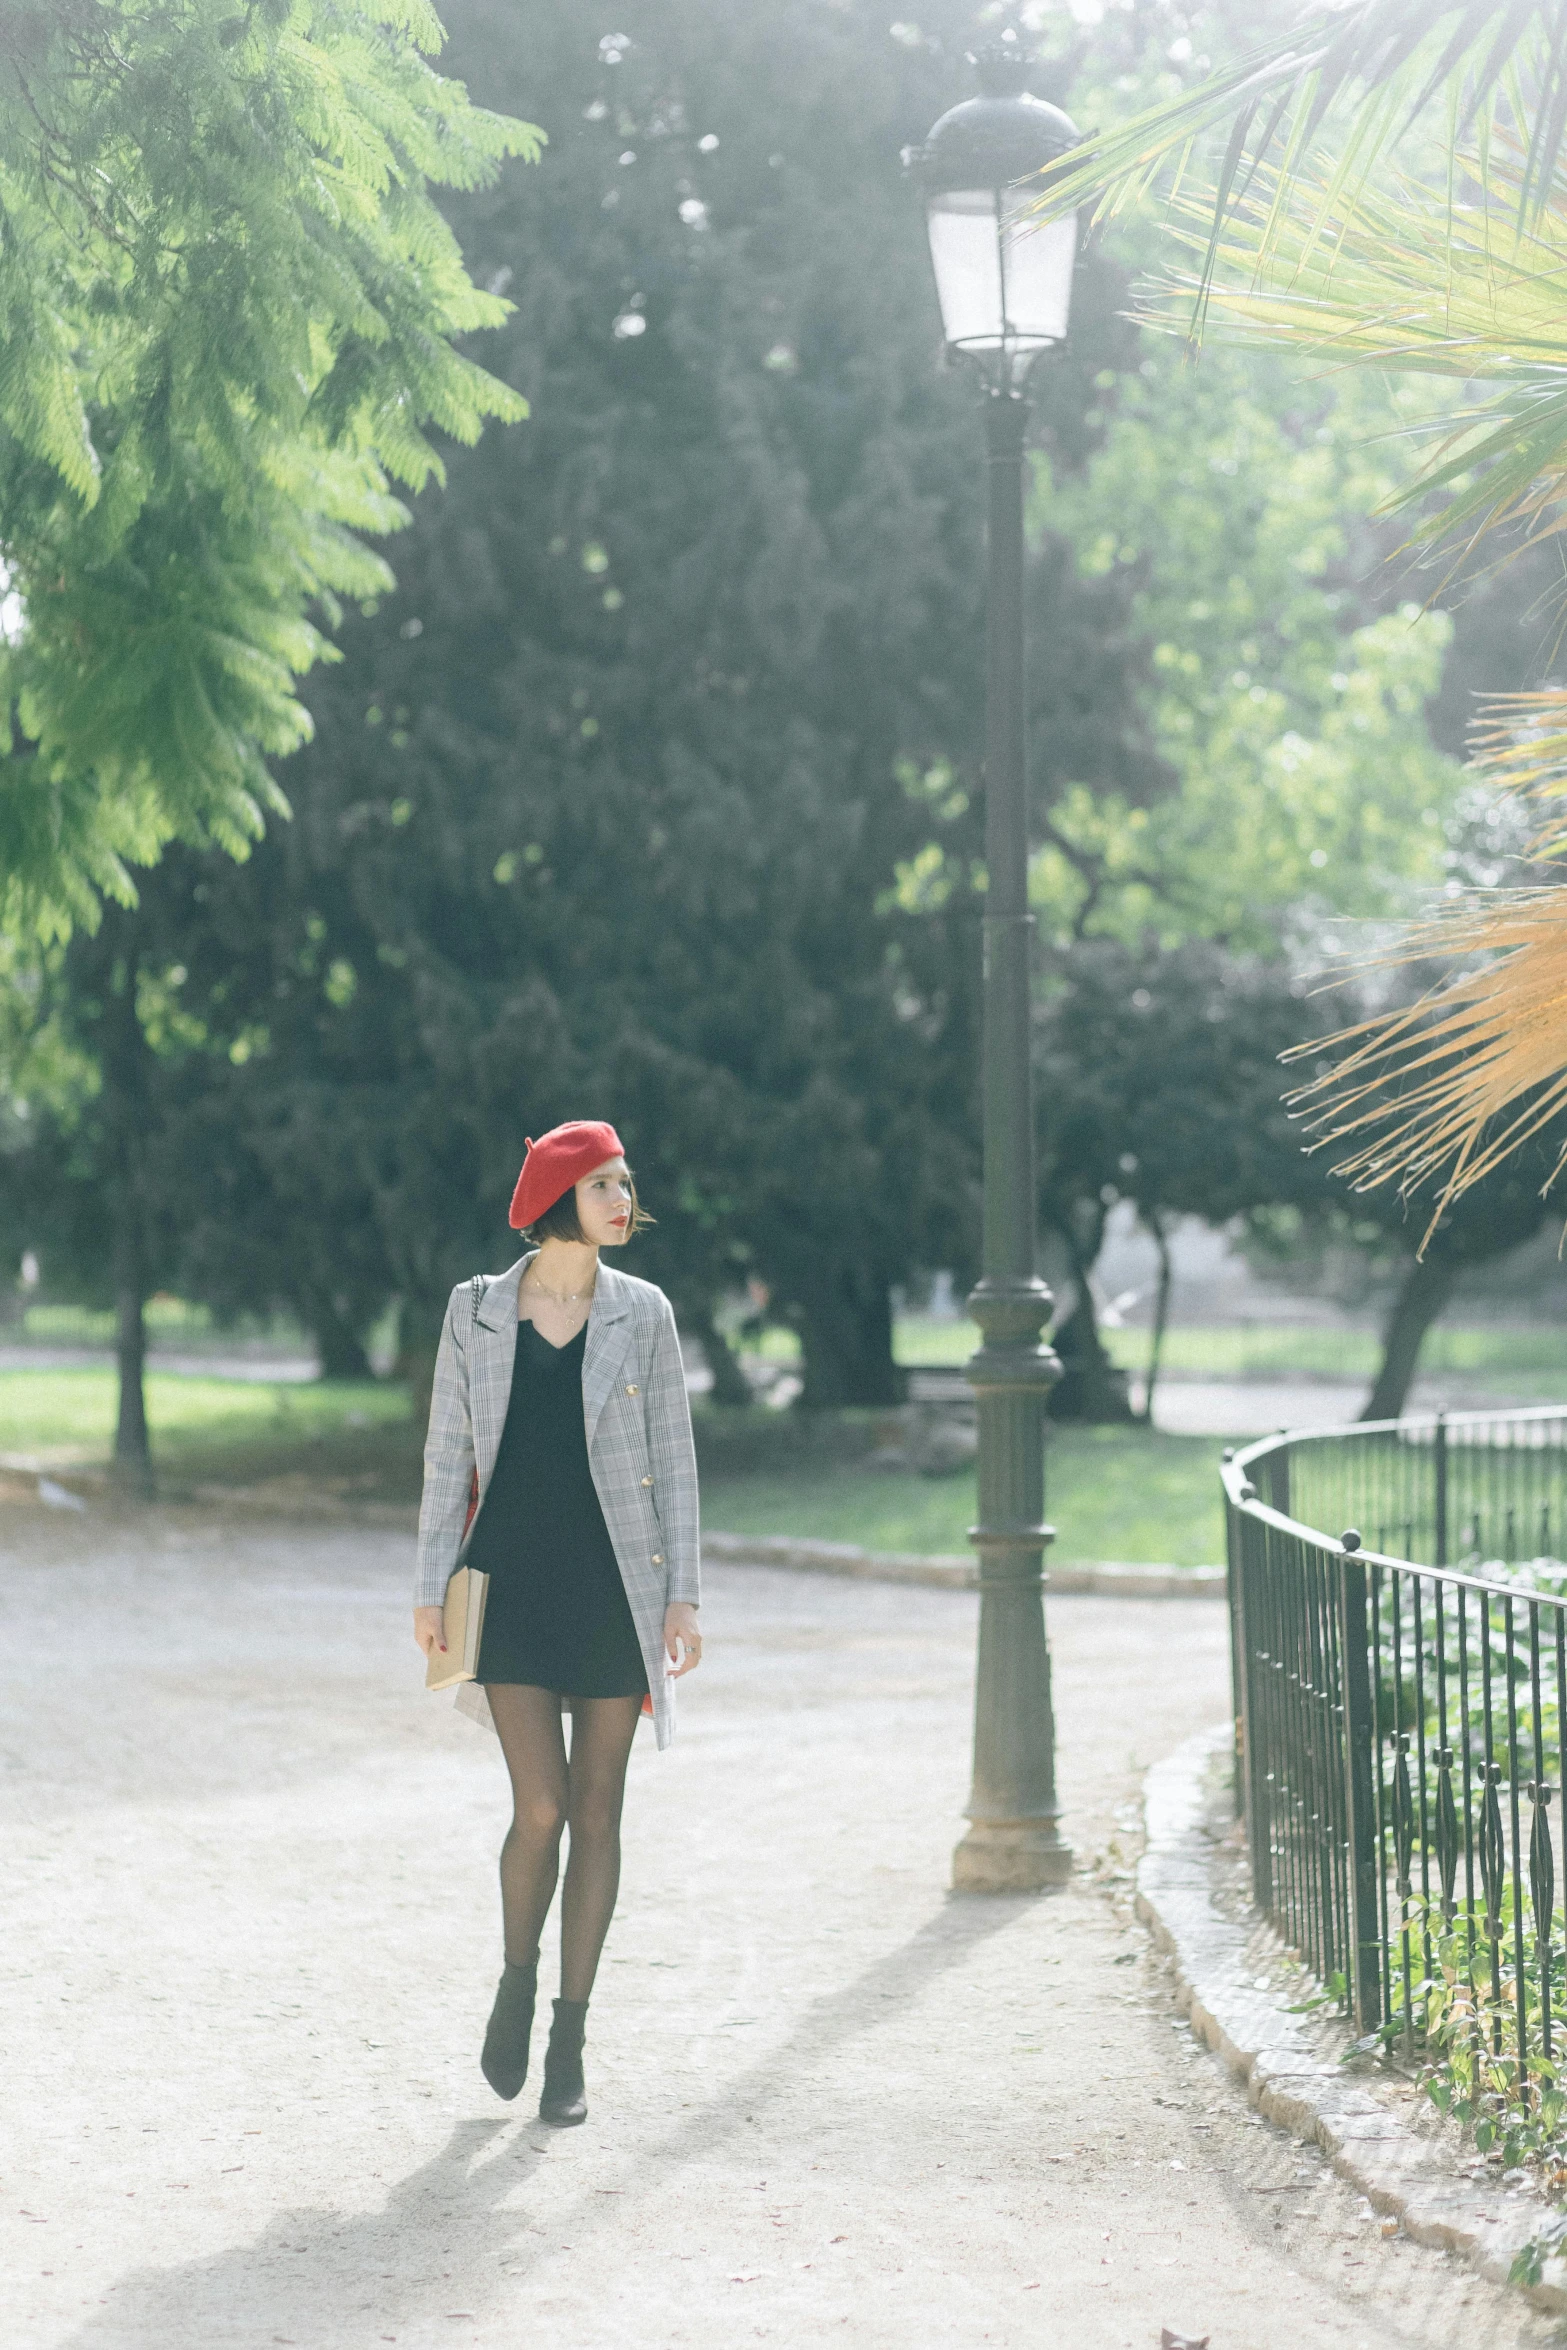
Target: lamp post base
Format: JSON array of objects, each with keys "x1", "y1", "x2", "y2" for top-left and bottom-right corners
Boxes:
[{"x1": 952, "y1": 1817, "x2": 1074, "y2": 1894}]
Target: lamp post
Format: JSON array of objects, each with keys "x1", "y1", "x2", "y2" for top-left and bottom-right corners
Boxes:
[{"x1": 910, "y1": 45, "x2": 1080, "y2": 1893}]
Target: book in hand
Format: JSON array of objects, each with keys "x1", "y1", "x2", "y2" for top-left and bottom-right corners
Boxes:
[{"x1": 425, "y1": 1564, "x2": 490, "y2": 1690}]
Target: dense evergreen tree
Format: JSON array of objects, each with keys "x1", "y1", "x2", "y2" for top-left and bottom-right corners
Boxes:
[{"x1": 176, "y1": 0, "x2": 1162, "y2": 1405}]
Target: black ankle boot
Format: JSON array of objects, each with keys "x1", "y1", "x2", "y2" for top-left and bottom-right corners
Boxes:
[
  {"x1": 538, "y1": 1997, "x2": 589, "y2": 2127},
  {"x1": 480, "y1": 1959, "x2": 538, "y2": 2101}
]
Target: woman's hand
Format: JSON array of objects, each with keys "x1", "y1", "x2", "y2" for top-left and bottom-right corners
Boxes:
[
  {"x1": 664, "y1": 1602, "x2": 702, "y2": 1678},
  {"x1": 413, "y1": 1605, "x2": 447, "y2": 1660}
]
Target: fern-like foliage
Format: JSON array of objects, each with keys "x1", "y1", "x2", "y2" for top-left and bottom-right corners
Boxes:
[{"x1": 0, "y1": 0, "x2": 541, "y2": 935}]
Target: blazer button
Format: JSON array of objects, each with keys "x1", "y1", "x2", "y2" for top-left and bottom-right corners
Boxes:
[
  {"x1": 626, "y1": 1382, "x2": 640, "y2": 1396},
  {"x1": 651, "y1": 1552, "x2": 664, "y2": 1565},
  {"x1": 641, "y1": 1475, "x2": 654, "y2": 1487}
]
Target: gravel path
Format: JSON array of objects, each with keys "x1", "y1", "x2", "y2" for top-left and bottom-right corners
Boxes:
[
  {"x1": 4, "y1": 1506, "x2": 1561, "y2": 2350},
  {"x1": 1146, "y1": 1377, "x2": 1563, "y2": 1436}
]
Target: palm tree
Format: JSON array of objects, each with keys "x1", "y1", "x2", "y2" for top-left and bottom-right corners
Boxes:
[{"x1": 1037, "y1": 0, "x2": 1567, "y2": 1232}]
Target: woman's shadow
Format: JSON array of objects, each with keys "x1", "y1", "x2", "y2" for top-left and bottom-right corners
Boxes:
[
  {"x1": 60, "y1": 2115, "x2": 553, "y2": 2350},
  {"x1": 59, "y1": 1892, "x2": 1026, "y2": 2348}
]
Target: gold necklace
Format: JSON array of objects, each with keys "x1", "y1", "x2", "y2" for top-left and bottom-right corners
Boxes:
[{"x1": 527, "y1": 1271, "x2": 596, "y2": 1306}]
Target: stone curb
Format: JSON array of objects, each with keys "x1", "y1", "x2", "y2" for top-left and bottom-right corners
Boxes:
[
  {"x1": 702, "y1": 1531, "x2": 1225, "y2": 1596},
  {"x1": 1138, "y1": 1724, "x2": 1567, "y2": 2314}
]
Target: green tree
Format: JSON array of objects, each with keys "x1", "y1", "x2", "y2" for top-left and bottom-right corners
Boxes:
[
  {"x1": 1032, "y1": 938, "x2": 1331, "y2": 1418},
  {"x1": 1354, "y1": 1161, "x2": 1563, "y2": 1420},
  {"x1": 1040, "y1": 0, "x2": 1567, "y2": 1219},
  {"x1": 13, "y1": 0, "x2": 1519, "y2": 1437},
  {"x1": 2, "y1": 888, "x2": 229, "y2": 1491},
  {"x1": 157, "y1": 0, "x2": 1163, "y2": 1408},
  {"x1": 0, "y1": 839, "x2": 409, "y2": 1486},
  {"x1": 1033, "y1": 346, "x2": 1463, "y2": 949},
  {"x1": 0, "y1": 0, "x2": 538, "y2": 937}
]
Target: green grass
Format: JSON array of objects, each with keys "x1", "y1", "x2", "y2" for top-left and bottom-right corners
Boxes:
[
  {"x1": 705, "y1": 1426, "x2": 1228, "y2": 1568},
  {"x1": 10, "y1": 1324, "x2": 1564, "y2": 1565},
  {"x1": 14, "y1": 1299, "x2": 1563, "y2": 1388},
  {"x1": 888, "y1": 1315, "x2": 1567, "y2": 1388},
  {"x1": 1, "y1": 1369, "x2": 1228, "y2": 1564},
  {"x1": 9, "y1": 1295, "x2": 399, "y2": 1359},
  {"x1": 17, "y1": 1297, "x2": 286, "y2": 1344},
  {"x1": 0, "y1": 1369, "x2": 412, "y2": 1480}
]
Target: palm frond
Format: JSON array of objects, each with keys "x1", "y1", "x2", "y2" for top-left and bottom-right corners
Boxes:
[
  {"x1": 1133, "y1": 156, "x2": 1567, "y2": 573},
  {"x1": 1288, "y1": 878, "x2": 1567, "y2": 1239},
  {"x1": 1142, "y1": 159, "x2": 1567, "y2": 372},
  {"x1": 1286, "y1": 679, "x2": 1567, "y2": 1239},
  {"x1": 1472, "y1": 692, "x2": 1567, "y2": 826},
  {"x1": 1036, "y1": 1, "x2": 1567, "y2": 1232},
  {"x1": 1034, "y1": 0, "x2": 1567, "y2": 322}
]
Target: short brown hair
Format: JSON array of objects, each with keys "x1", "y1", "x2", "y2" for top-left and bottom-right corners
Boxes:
[{"x1": 524, "y1": 1172, "x2": 654, "y2": 1246}]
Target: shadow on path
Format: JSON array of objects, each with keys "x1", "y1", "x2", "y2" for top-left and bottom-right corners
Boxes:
[
  {"x1": 65, "y1": 2117, "x2": 522, "y2": 2350},
  {"x1": 58, "y1": 1893, "x2": 1030, "y2": 2348}
]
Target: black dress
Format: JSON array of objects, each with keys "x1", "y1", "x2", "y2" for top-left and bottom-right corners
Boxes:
[{"x1": 468, "y1": 1320, "x2": 649, "y2": 1698}]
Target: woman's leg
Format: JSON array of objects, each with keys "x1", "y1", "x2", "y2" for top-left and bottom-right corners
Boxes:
[
  {"x1": 559, "y1": 1696, "x2": 642, "y2": 2001},
  {"x1": 485, "y1": 1685, "x2": 571, "y2": 1964}
]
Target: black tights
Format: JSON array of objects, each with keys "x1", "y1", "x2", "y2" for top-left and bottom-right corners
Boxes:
[{"x1": 484, "y1": 1686, "x2": 642, "y2": 2001}]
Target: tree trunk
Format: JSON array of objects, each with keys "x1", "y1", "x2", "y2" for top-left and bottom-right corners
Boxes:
[
  {"x1": 112, "y1": 1233, "x2": 154, "y2": 1497},
  {"x1": 1363, "y1": 1255, "x2": 1459, "y2": 1421},
  {"x1": 304, "y1": 1290, "x2": 373, "y2": 1382},
  {"x1": 395, "y1": 1292, "x2": 447, "y2": 1431},
  {"x1": 105, "y1": 932, "x2": 155, "y2": 1498},
  {"x1": 797, "y1": 1272, "x2": 902, "y2": 1408},
  {"x1": 683, "y1": 1301, "x2": 752, "y2": 1409},
  {"x1": 1140, "y1": 1208, "x2": 1173, "y2": 1428},
  {"x1": 1045, "y1": 1219, "x2": 1134, "y2": 1424}
]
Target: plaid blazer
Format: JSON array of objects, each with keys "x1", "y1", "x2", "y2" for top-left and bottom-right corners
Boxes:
[{"x1": 414, "y1": 1252, "x2": 701, "y2": 1750}]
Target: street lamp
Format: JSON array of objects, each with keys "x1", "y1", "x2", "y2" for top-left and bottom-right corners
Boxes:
[{"x1": 910, "y1": 45, "x2": 1080, "y2": 1893}]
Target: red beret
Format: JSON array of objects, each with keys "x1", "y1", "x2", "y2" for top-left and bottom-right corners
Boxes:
[{"x1": 508, "y1": 1121, "x2": 625, "y2": 1230}]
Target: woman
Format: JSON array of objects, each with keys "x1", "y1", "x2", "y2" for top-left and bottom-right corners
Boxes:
[{"x1": 413, "y1": 1120, "x2": 701, "y2": 2124}]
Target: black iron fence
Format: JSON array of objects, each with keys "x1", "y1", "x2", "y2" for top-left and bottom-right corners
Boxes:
[{"x1": 1225, "y1": 1408, "x2": 1567, "y2": 2117}]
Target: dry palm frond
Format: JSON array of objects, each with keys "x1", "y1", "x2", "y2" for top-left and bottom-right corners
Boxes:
[
  {"x1": 1471, "y1": 692, "x2": 1567, "y2": 837},
  {"x1": 1290, "y1": 684, "x2": 1567, "y2": 1239},
  {"x1": 1033, "y1": 0, "x2": 1567, "y2": 326},
  {"x1": 1288, "y1": 883, "x2": 1567, "y2": 1242}
]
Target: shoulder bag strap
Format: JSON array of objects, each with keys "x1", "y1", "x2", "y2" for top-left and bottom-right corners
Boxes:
[{"x1": 461, "y1": 1273, "x2": 486, "y2": 1535}]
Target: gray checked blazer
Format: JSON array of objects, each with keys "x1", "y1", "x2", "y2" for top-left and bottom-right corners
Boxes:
[{"x1": 414, "y1": 1252, "x2": 700, "y2": 1750}]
